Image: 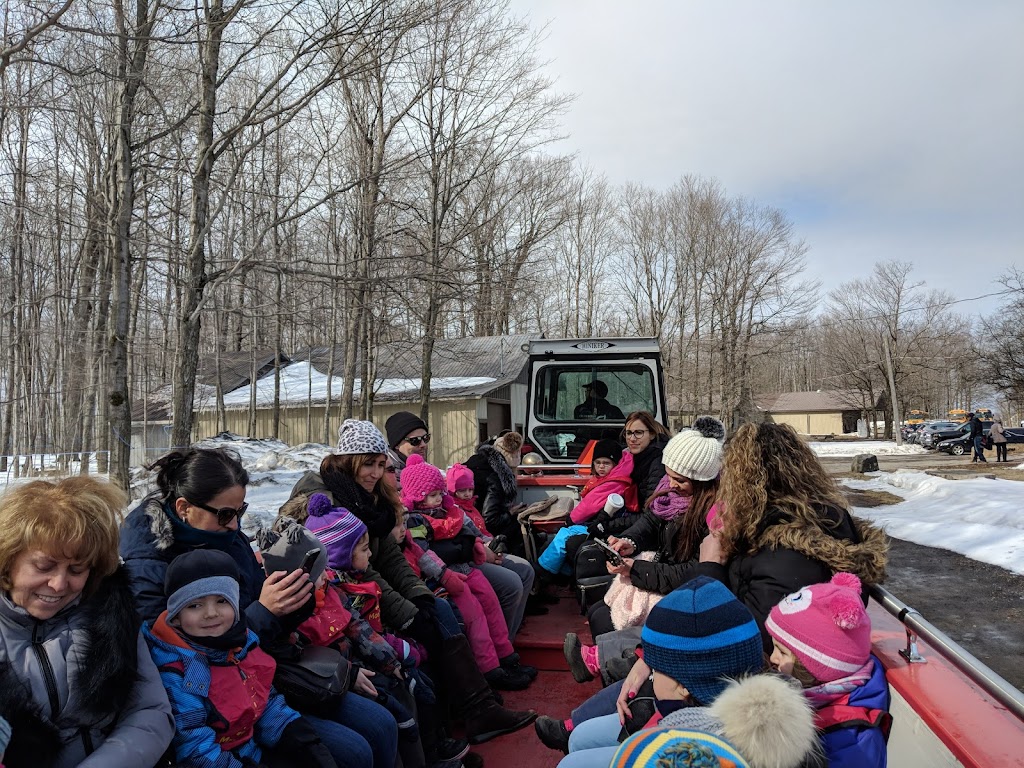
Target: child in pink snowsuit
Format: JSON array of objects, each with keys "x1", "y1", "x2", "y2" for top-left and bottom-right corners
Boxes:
[{"x1": 398, "y1": 457, "x2": 535, "y2": 691}]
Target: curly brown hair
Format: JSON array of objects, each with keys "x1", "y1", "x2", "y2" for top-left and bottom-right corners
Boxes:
[{"x1": 718, "y1": 423, "x2": 848, "y2": 557}]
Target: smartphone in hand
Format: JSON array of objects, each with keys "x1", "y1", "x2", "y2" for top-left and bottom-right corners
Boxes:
[
  {"x1": 300, "y1": 548, "x2": 321, "y2": 575},
  {"x1": 593, "y1": 537, "x2": 624, "y2": 567}
]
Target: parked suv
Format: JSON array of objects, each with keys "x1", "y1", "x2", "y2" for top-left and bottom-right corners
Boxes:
[{"x1": 922, "y1": 420, "x2": 992, "y2": 449}]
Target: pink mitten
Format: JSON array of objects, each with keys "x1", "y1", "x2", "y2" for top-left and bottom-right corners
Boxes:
[
  {"x1": 472, "y1": 539, "x2": 487, "y2": 565},
  {"x1": 440, "y1": 569, "x2": 466, "y2": 595}
]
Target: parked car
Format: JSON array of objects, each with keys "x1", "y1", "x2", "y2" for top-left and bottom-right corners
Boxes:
[
  {"x1": 918, "y1": 421, "x2": 968, "y2": 448},
  {"x1": 937, "y1": 427, "x2": 1024, "y2": 455}
]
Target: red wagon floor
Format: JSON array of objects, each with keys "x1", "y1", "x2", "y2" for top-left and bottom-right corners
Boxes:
[{"x1": 469, "y1": 588, "x2": 601, "y2": 767}]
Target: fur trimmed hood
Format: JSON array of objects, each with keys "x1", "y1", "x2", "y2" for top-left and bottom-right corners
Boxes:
[
  {"x1": 474, "y1": 445, "x2": 518, "y2": 500},
  {"x1": 755, "y1": 507, "x2": 888, "y2": 587}
]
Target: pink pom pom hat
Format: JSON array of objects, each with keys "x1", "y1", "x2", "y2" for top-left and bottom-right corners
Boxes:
[{"x1": 765, "y1": 572, "x2": 871, "y2": 682}]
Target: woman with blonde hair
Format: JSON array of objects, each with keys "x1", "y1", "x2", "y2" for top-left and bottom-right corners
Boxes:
[
  {"x1": 0, "y1": 477, "x2": 173, "y2": 767},
  {"x1": 694, "y1": 422, "x2": 888, "y2": 650}
]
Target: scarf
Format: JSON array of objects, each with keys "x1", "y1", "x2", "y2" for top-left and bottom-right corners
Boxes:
[
  {"x1": 649, "y1": 475, "x2": 692, "y2": 520},
  {"x1": 181, "y1": 615, "x2": 250, "y2": 652},
  {"x1": 322, "y1": 470, "x2": 397, "y2": 540},
  {"x1": 804, "y1": 658, "x2": 876, "y2": 708}
]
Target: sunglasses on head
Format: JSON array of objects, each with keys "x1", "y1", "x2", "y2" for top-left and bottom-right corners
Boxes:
[
  {"x1": 405, "y1": 433, "x2": 431, "y2": 447},
  {"x1": 190, "y1": 499, "x2": 248, "y2": 526}
]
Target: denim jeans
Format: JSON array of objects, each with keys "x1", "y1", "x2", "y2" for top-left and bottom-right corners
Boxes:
[
  {"x1": 304, "y1": 692, "x2": 399, "y2": 768},
  {"x1": 433, "y1": 592, "x2": 463, "y2": 637},
  {"x1": 570, "y1": 679, "x2": 623, "y2": 725}
]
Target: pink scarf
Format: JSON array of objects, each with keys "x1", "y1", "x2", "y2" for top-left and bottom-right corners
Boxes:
[
  {"x1": 804, "y1": 658, "x2": 876, "y2": 708},
  {"x1": 648, "y1": 474, "x2": 691, "y2": 520}
]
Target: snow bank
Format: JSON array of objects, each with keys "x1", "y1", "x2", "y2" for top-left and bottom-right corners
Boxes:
[{"x1": 810, "y1": 440, "x2": 928, "y2": 457}]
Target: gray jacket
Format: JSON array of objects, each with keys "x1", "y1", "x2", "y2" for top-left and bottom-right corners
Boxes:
[{"x1": 0, "y1": 568, "x2": 173, "y2": 768}]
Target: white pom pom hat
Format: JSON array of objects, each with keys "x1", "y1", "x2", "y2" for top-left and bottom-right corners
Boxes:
[{"x1": 660, "y1": 416, "x2": 726, "y2": 482}]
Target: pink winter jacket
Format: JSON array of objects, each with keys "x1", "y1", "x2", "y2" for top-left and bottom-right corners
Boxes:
[{"x1": 570, "y1": 452, "x2": 639, "y2": 524}]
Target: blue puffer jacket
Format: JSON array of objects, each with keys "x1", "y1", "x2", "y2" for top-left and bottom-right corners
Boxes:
[
  {"x1": 120, "y1": 498, "x2": 281, "y2": 643},
  {"x1": 818, "y1": 656, "x2": 892, "y2": 768},
  {"x1": 143, "y1": 614, "x2": 298, "y2": 768}
]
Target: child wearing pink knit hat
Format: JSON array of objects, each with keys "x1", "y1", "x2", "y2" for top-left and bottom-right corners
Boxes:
[{"x1": 765, "y1": 573, "x2": 891, "y2": 768}]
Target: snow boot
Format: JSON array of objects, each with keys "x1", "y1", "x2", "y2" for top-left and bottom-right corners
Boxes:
[{"x1": 439, "y1": 634, "x2": 537, "y2": 744}]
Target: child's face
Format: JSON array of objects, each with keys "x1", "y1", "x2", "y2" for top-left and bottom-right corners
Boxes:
[
  {"x1": 455, "y1": 487, "x2": 474, "y2": 500},
  {"x1": 770, "y1": 639, "x2": 798, "y2": 677},
  {"x1": 172, "y1": 595, "x2": 235, "y2": 637},
  {"x1": 392, "y1": 515, "x2": 407, "y2": 544},
  {"x1": 351, "y1": 533, "x2": 372, "y2": 571},
  {"x1": 593, "y1": 457, "x2": 614, "y2": 477},
  {"x1": 651, "y1": 670, "x2": 689, "y2": 702},
  {"x1": 421, "y1": 490, "x2": 443, "y2": 508}
]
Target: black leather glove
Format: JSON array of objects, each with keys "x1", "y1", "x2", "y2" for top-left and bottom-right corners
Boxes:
[
  {"x1": 411, "y1": 593, "x2": 436, "y2": 610},
  {"x1": 274, "y1": 718, "x2": 338, "y2": 768}
]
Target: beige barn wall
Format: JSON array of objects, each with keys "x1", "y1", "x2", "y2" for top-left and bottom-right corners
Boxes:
[
  {"x1": 194, "y1": 399, "x2": 481, "y2": 470},
  {"x1": 766, "y1": 412, "x2": 844, "y2": 435}
]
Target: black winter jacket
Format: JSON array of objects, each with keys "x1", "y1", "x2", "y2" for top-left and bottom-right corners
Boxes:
[
  {"x1": 617, "y1": 511, "x2": 709, "y2": 596},
  {"x1": 692, "y1": 504, "x2": 888, "y2": 652},
  {"x1": 464, "y1": 445, "x2": 525, "y2": 556},
  {"x1": 630, "y1": 438, "x2": 668, "y2": 508}
]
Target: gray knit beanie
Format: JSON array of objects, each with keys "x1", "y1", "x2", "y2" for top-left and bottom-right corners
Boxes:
[
  {"x1": 661, "y1": 416, "x2": 726, "y2": 482},
  {"x1": 337, "y1": 419, "x2": 388, "y2": 455},
  {"x1": 164, "y1": 550, "x2": 241, "y2": 624},
  {"x1": 256, "y1": 516, "x2": 328, "y2": 583}
]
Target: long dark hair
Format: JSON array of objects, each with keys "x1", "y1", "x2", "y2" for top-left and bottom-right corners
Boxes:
[
  {"x1": 643, "y1": 475, "x2": 719, "y2": 563},
  {"x1": 148, "y1": 447, "x2": 249, "y2": 504}
]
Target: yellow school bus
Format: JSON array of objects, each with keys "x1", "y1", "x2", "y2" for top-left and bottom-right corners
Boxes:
[{"x1": 907, "y1": 409, "x2": 929, "y2": 425}]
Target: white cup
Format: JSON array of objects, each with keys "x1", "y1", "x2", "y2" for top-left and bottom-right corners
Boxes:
[{"x1": 604, "y1": 493, "x2": 624, "y2": 514}]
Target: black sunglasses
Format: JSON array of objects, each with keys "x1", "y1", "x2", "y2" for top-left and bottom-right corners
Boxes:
[
  {"x1": 189, "y1": 499, "x2": 248, "y2": 526},
  {"x1": 405, "y1": 433, "x2": 431, "y2": 447}
]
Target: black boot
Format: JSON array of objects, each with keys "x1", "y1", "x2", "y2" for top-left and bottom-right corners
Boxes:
[
  {"x1": 485, "y1": 665, "x2": 533, "y2": 691},
  {"x1": 500, "y1": 652, "x2": 538, "y2": 681},
  {"x1": 440, "y1": 634, "x2": 537, "y2": 744},
  {"x1": 534, "y1": 716, "x2": 570, "y2": 754}
]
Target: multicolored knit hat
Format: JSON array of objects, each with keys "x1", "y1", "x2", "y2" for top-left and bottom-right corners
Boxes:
[
  {"x1": 399, "y1": 454, "x2": 446, "y2": 509},
  {"x1": 304, "y1": 492, "x2": 368, "y2": 571},
  {"x1": 446, "y1": 463, "x2": 475, "y2": 493},
  {"x1": 641, "y1": 576, "x2": 763, "y2": 705},
  {"x1": 612, "y1": 727, "x2": 750, "y2": 768},
  {"x1": 661, "y1": 416, "x2": 726, "y2": 482},
  {"x1": 765, "y1": 572, "x2": 871, "y2": 683}
]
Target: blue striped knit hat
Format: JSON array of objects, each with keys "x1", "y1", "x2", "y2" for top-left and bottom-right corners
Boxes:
[
  {"x1": 613, "y1": 727, "x2": 750, "y2": 768},
  {"x1": 305, "y1": 492, "x2": 368, "y2": 571},
  {"x1": 641, "y1": 576, "x2": 763, "y2": 705}
]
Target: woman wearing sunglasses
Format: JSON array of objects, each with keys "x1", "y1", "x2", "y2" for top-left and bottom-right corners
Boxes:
[{"x1": 120, "y1": 447, "x2": 312, "y2": 643}]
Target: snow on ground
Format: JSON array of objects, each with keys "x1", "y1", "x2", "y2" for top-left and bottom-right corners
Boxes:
[
  {"x1": 809, "y1": 440, "x2": 929, "y2": 457},
  {"x1": 843, "y1": 471, "x2": 1024, "y2": 576}
]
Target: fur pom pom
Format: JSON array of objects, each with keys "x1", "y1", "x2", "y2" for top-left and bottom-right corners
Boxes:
[
  {"x1": 831, "y1": 592, "x2": 865, "y2": 629},
  {"x1": 693, "y1": 415, "x2": 726, "y2": 442},
  {"x1": 831, "y1": 571, "x2": 862, "y2": 592},
  {"x1": 406, "y1": 454, "x2": 425, "y2": 467},
  {"x1": 308, "y1": 492, "x2": 333, "y2": 518}
]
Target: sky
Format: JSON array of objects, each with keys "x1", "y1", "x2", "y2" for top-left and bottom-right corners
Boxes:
[{"x1": 506, "y1": 0, "x2": 1023, "y2": 305}]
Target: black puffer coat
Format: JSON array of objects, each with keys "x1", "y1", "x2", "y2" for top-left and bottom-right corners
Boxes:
[
  {"x1": 630, "y1": 437, "x2": 668, "y2": 507},
  {"x1": 693, "y1": 504, "x2": 889, "y2": 651},
  {"x1": 617, "y1": 510, "x2": 709, "y2": 596},
  {"x1": 464, "y1": 445, "x2": 525, "y2": 556}
]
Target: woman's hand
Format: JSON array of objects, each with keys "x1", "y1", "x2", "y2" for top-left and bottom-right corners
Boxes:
[
  {"x1": 353, "y1": 668, "x2": 377, "y2": 697},
  {"x1": 483, "y1": 545, "x2": 498, "y2": 564},
  {"x1": 258, "y1": 569, "x2": 314, "y2": 617},
  {"x1": 608, "y1": 536, "x2": 634, "y2": 556},
  {"x1": 699, "y1": 531, "x2": 727, "y2": 564},
  {"x1": 606, "y1": 557, "x2": 634, "y2": 577},
  {"x1": 616, "y1": 658, "x2": 652, "y2": 725}
]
